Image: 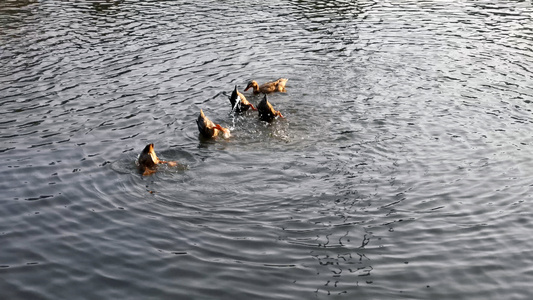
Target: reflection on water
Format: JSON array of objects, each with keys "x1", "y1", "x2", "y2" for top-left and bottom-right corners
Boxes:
[{"x1": 2, "y1": 0, "x2": 533, "y2": 299}]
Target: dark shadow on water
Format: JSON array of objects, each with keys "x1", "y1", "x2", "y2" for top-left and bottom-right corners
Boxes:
[
  {"x1": 90, "y1": 0, "x2": 124, "y2": 12},
  {"x1": 0, "y1": 0, "x2": 38, "y2": 10}
]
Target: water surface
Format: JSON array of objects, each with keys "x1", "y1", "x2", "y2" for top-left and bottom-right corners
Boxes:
[{"x1": 1, "y1": 0, "x2": 533, "y2": 299}]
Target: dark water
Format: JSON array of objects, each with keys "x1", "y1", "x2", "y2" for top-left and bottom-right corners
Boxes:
[{"x1": 2, "y1": 0, "x2": 533, "y2": 299}]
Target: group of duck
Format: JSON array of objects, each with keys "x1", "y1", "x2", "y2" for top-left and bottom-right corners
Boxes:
[{"x1": 138, "y1": 78, "x2": 288, "y2": 176}]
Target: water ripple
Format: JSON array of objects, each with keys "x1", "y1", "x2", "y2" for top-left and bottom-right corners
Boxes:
[{"x1": 2, "y1": 0, "x2": 533, "y2": 299}]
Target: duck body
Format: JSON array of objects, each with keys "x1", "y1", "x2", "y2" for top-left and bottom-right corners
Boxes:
[
  {"x1": 257, "y1": 95, "x2": 284, "y2": 122},
  {"x1": 138, "y1": 143, "x2": 177, "y2": 176},
  {"x1": 244, "y1": 78, "x2": 288, "y2": 94},
  {"x1": 197, "y1": 109, "x2": 231, "y2": 139},
  {"x1": 229, "y1": 85, "x2": 256, "y2": 113}
]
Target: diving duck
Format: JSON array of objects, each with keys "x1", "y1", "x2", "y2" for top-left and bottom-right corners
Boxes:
[
  {"x1": 257, "y1": 95, "x2": 284, "y2": 122},
  {"x1": 244, "y1": 78, "x2": 288, "y2": 94},
  {"x1": 229, "y1": 85, "x2": 256, "y2": 113},
  {"x1": 138, "y1": 143, "x2": 177, "y2": 176},
  {"x1": 197, "y1": 109, "x2": 231, "y2": 139}
]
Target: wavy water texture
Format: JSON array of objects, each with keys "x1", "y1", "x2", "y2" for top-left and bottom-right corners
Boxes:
[{"x1": 1, "y1": 0, "x2": 533, "y2": 299}]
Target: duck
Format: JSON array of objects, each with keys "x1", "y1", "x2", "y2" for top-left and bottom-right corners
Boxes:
[
  {"x1": 257, "y1": 94, "x2": 284, "y2": 122},
  {"x1": 138, "y1": 143, "x2": 177, "y2": 176},
  {"x1": 229, "y1": 85, "x2": 256, "y2": 113},
  {"x1": 196, "y1": 109, "x2": 231, "y2": 139},
  {"x1": 244, "y1": 78, "x2": 288, "y2": 94}
]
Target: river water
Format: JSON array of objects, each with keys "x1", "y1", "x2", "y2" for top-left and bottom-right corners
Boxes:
[{"x1": 1, "y1": 0, "x2": 533, "y2": 299}]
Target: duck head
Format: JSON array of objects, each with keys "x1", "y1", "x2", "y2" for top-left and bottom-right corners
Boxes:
[{"x1": 244, "y1": 80, "x2": 258, "y2": 92}]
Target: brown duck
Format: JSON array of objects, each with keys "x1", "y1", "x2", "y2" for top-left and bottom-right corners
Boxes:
[
  {"x1": 196, "y1": 109, "x2": 231, "y2": 139},
  {"x1": 244, "y1": 78, "x2": 288, "y2": 94},
  {"x1": 257, "y1": 95, "x2": 284, "y2": 122},
  {"x1": 229, "y1": 85, "x2": 256, "y2": 113},
  {"x1": 138, "y1": 143, "x2": 177, "y2": 176}
]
